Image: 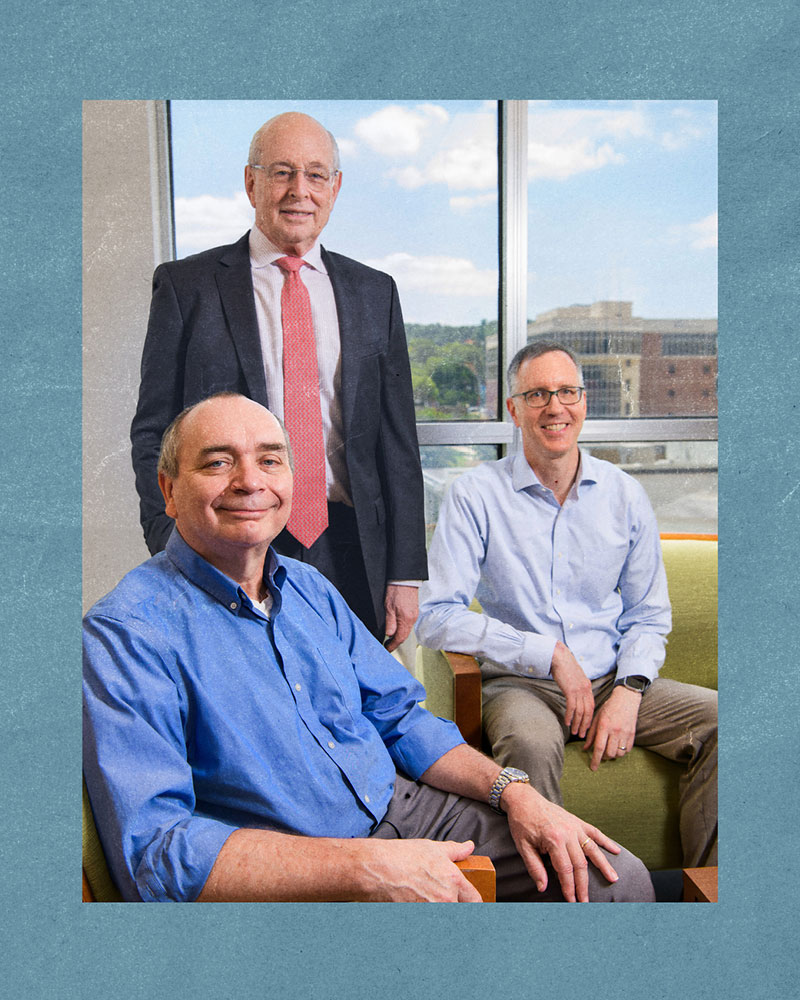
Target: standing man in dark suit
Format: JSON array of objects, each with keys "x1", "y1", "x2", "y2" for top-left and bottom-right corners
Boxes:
[{"x1": 131, "y1": 112, "x2": 426, "y2": 648}]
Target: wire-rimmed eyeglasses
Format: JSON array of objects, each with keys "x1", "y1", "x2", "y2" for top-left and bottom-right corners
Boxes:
[{"x1": 249, "y1": 164, "x2": 338, "y2": 191}]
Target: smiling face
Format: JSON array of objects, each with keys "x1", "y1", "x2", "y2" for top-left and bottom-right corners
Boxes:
[
  {"x1": 245, "y1": 113, "x2": 342, "y2": 257},
  {"x1": 507, "y1": 350, "x2": 587, "y2": 469},
  {"x1": 159, "y1": 396, "x2": 293, "y2": 568}
]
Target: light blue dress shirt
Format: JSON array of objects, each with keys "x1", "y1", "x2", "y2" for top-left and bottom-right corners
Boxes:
[
  {"x1": 83, "y1": 532, "x2": 463, "y2": 902},
  {"x1": 416, "y1": 450, "x2": 671, "y2": 683}
]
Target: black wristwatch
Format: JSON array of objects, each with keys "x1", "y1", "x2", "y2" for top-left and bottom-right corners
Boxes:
[
  {"x1": 615, "y1": 675, "x2": 650, "y2": 693},
  {"x1": 488, "y1": 767, "x2": 530, "y2": 813}
]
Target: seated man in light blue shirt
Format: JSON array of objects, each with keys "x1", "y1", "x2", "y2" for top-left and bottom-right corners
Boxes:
[
  {"x1": 83, "y1": 392, "x2": 655, "y2": 902},
  {"x1": 416, "y1": 342, "x2": 717, "y2": 869}
]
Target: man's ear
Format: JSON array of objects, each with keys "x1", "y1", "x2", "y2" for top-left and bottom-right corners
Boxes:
[
  {"x1": 506, "y1": 395, "x2": 521, "y2": 427},
  {"x1": 159, "y1": 471, "x2": 177, "y2": 519},
  {"x1": 244, "y1": 165, "x2": 257, "y2": 208},
  {"x1": 331, "y1": 169, "x2": 342, "y2": 204}
]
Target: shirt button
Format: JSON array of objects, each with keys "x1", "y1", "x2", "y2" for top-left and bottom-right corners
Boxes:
[
  {"x1": 328, "y1": 741, "x2": 335, "y2": 749},
  {"x1": 295, "y1": 683, "x2": 302, "y2": 691},
  {"x1": 365, "y1": 794, "x2": 371, "y2": 804},
  {"x1": 229, "y1": 602, "x2": 238, "y2": 610},
  {"x1": 568, "y1": 623, "x2": 574, "y2": 629}
]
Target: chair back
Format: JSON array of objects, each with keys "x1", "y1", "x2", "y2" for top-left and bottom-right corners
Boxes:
[{"x1": 660, "y1": 537, "x2": 717, "y2": 690}]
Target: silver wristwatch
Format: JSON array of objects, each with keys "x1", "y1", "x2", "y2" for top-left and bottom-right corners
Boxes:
[{"x1": 488, "y1": 767, "x2": 530, "y2": 813}]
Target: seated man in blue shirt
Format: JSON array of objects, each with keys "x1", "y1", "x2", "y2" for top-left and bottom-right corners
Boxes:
[
  {"x1": 416, "y1": 342, "x2": 717, "y2": 869},
  {"x1": 83, "y1": 391, "x2": 655, "y2": 902}
]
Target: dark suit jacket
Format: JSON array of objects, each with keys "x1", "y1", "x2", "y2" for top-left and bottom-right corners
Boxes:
[{"x1": 130, "y1": 232, "x2": 428, "y2": 622}]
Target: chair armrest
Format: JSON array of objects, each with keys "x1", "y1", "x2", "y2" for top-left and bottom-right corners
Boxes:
[
  {"x1": 443, "y1": 651, "x2": 483, "y2": 749},
  {"x1": 456, "y1": 855, "x2": 496, "y2": 901}
]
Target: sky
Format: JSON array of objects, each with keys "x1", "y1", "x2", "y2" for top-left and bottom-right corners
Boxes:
[{"x1": 171, "y1": 99, "x2": 717, "y2": 325}]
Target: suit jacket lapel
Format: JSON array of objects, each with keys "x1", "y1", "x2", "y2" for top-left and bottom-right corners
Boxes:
[
  {"x1": 216, "y1": 232, "x2": 269, "y2": 406},
  {"x1": 323, "y1": 247, "x2": 365, "y2": 437}
]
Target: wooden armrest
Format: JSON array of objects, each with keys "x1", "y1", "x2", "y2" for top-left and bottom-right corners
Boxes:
[
  {"x1": 443, "y1": 651, "x2": 483, "y2": 749},
  {"x1": 456, "y1": 855, "x2": 496, "y2": 901}
]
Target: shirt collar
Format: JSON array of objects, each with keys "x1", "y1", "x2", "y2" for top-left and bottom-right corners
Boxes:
[
  {"x1": 511, "y1": 448, "x2": 599, "y2": 497},
  {"x1": 165, "y1": 530, "x2": 288, "y2": 615},
  {"x1": 249, "y1": 225, "x2": 327, "y2": 274}
]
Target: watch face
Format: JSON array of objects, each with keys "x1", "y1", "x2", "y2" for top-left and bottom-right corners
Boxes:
[{"x1": 505, "y1": 768, "x2": 529, "y2": 780}]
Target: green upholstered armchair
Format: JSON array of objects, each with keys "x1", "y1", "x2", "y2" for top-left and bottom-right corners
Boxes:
[{"x1": 415, "y1": 537, "x2": 717, "y2": 871}]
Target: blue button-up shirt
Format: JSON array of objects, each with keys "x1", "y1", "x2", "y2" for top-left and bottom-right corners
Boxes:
[
  {"x1": 416, "y1": 450, "x2": 671, "y2": 683},
  {"x1": 83, "y1": 532, "x2": 463, "y2": 902}
]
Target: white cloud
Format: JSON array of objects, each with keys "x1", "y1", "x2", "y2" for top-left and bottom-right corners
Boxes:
[
  {"x1": 174, "y1": 191, "x2": 253, "y2": 252},
  {"x1": 528, "y1": 138, "x2": 625, "y2": 181},
  {"x1": 350, "y1": 104, "x2": 496, "y2": 193},
  {"x1": 449, "y1": 191, "x2": 498, "y2": 212},
  {"x1": 688, "y1": 212, "x2": 718, "y2": 249},
  {"x1": 660, "y1": 105, "x2": 714, "y2": 150},
  {"x1": 525, "y1": 105, "x2": 650, "y2": 182},
  {"x1": 667, "y1": 212, "x2": 718, "y2": 250},
  {"x1": 365, "y1": 252, "x2": 497, "y2": 297},
  {"x1": 336, "y1": 136, "x2": 358, "y2": 161},
  {"x1": 354, "y1": 104, "x2": 449, "y2": 157}
]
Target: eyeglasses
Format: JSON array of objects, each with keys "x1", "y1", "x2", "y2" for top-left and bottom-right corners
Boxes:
[
  {"x1": 249, "y1": 164, "x2": 338, "y2": 191},
  {"x1": 511, "y1": 386, "x2": 585, "y2": 408}
]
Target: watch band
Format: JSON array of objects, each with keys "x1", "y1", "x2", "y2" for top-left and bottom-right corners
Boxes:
[{"x1": 488, "y1": 767, "x2": 530, "y2": 813}]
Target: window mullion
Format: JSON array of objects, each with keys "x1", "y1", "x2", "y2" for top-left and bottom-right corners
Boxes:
[{"x1": 499, "y1": 100, "x2": 528, "y2": 453}]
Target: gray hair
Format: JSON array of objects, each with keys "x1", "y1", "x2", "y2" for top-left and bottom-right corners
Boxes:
[
  {"x1": 248, "y1": 114, "x2": 340, "y2": 173},
  {"x1": 157, "y1": 393, "x2": 293, "y2": 478},
  {"x1": 507, "y1": 341, "x2": 584, "y2": 395}
]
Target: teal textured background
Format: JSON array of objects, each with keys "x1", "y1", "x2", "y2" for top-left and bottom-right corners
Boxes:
[{"x1": 2, "y1": 0, "x2": 798, "y2": 997}]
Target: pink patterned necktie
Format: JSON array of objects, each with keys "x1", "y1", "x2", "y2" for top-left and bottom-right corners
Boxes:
[{"x1": 276, "y1": 255, "x2": 328, "y2": 548}]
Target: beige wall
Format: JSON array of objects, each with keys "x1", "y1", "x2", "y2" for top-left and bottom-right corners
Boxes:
[{"x1": 82, "y1": 100, "x2": 172, "y2": 611}]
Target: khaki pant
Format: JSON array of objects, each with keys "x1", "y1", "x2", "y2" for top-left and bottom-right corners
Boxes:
[{"x1": 482, "y1": 674, "x2": 718, "y2": 868}]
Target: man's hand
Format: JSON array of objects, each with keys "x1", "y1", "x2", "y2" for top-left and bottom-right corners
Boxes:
[
  {"x1": 383, "y1": 584, "x2": 419, "y2": 652},
  {"x1": 359, "y1": 839, "x2": 482, "y2": 901},
  {"x1": 501, "y1": 782, "x2": 621, "y2": 902},
  {"x1": 583, "y1": 685, "x2": 641, "y2": 771},
  {"x1": 550, "y1": 641, "x2": 594, "y2": 737}
]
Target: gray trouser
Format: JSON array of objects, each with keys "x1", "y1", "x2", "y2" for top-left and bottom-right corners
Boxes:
[
  {"x1": 370, "y1": 774, "x2": 655, "y2": 902},
  {"x1": 482, "y1": 674, "x2": 718, "y2": 868}
]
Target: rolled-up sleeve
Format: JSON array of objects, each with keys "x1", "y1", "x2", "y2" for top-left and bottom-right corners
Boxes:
[{"x1": 83, "y1": 614, "x2": 235, "y2": 902}]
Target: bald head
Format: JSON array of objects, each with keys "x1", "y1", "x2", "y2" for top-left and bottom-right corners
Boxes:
[
  {"x1": 249, "y1": 113, "x2": 340, "y2": 172},
  {"x1": 158, "y1": 393, "x2": 292, "y2": 479}
]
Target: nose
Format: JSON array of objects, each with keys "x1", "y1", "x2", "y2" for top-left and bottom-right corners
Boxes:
[
  {"x1": 286, "y1": 168, "x2": 311, "y2": 198},
  {"x1": 230, "y1": 457, "x2": 265, "y2": 493},
  {"x1": 543, "y1": 390, "x2": 567, "y2": 413}
]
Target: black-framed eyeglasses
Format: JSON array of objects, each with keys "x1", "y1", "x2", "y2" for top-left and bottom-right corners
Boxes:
[
  {"x1": 249, "y1": 164, "x2": 338, "y2": 191},
  {"x1": 511, "y1": 386, "x2": 585, "y2": 408}
]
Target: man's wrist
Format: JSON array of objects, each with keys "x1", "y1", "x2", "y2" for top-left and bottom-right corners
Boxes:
[
  {"x1": 488, "y1": 766, "x2": 530, "y2": 813},
  {"x1": 614, "y1": 674, "x2": 650, "y2": 693}
]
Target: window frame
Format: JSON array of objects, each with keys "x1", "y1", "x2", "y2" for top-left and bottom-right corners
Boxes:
[{"x1": 165, "y1": 99, "x2": 718, "y2": 457}]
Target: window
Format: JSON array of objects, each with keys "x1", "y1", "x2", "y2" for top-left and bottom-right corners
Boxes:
[{"x1": 170, "y1": 99, "x2": 717, "y2": 533}]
